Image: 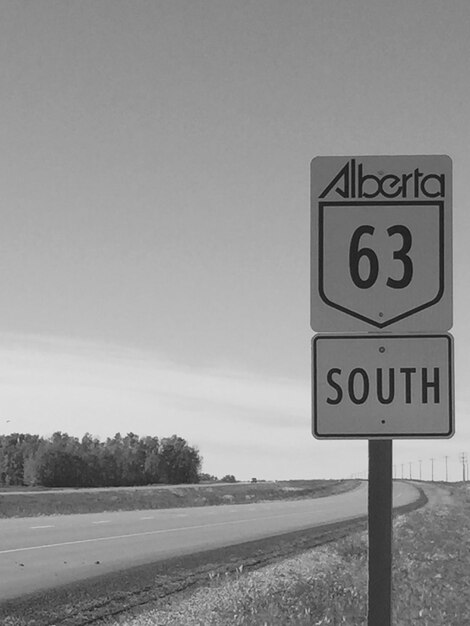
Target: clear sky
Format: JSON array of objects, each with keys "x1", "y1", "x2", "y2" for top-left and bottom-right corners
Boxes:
[{"x1": 1, "y1": 0, "x2": 470, "y2": 481}]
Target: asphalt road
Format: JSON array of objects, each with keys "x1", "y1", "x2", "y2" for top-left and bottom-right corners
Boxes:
[{"x1": 0, "y1": 481, "x2": 419, "y2": 601}]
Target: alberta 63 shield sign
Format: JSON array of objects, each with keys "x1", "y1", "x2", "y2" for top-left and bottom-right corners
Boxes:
[{"x1": 311, "y1": 155, "x2": 452, "y2": 331}]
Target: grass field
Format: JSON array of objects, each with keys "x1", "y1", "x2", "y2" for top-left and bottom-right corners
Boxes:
[
  {"x1": 109, "y1": 482, "x2": 469, "y2": 626},
  {"x1": 0, "y1": 479, "x2": 358, "y2": 518}
]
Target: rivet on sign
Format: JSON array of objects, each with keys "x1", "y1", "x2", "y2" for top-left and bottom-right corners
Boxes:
[
  {"x1": 378, "y1": 312, "x2": 384, "y2": 317},
  {"x1": 379, "y1": 347, "x2": 385, "y2": 353},
  {"x1": 381, "y1": 420, "x2": 386, "y2": 424}
]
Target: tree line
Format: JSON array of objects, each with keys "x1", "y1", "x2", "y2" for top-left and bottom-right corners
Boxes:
[{"x1": 0, "y1": 432, "x2": 202, "y2": 488}]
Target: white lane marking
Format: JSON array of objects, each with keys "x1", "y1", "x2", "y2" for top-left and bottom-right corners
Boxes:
[
  {"x1": 92, "y1": 520, "x2": 110, "y2": 525},
  {"x1": 30, "y1": 525, "x2": 55, "y2": 529},
  {"x1": 0, "y1": 510, "x2": 334, "y2": 555},
  {"x1": 140, "y1": 516, "x2": 154, "y2": 520},
  {"x1": 175, "y1": 513, "x2": 187, "y2": 517}
]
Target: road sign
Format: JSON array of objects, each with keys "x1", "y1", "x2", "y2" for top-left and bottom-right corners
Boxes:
[
  {"x1": 312, "y1": 333, "x2": 454, "y2": 439},
  {"x1": 311, "y1": 155, "x2": 452, "y2": 331}
]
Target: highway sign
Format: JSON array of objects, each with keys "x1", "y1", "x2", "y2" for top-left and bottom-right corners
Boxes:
[
  {"x1": 311, "y1": 155, "x2": 452, "y2": 331},
  {"x1": 312, "y1": 333, "x2": 454, "y2": 439}
]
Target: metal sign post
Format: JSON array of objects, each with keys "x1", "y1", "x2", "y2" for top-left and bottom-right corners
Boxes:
[{"x1": 368, "y1": 440, "x2": 392, "y2": 626}]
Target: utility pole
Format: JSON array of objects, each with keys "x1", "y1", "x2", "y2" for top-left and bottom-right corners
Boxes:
[
  {"x1": 419, "y1": 459, "x2": 422, "y2": 481},
  {"x1": 430, "y1": 458, "x2": 435, "y2": 482},
  {"x1": 409, "y1": 461, "x2": 412, "y2": 479},
  {"x1": 401, "y1": 463, "x2": 404, "y2": 479},
  {"x1": 444, "y1": 456, "x2": 449, "y2": 482},
  {"x1": 460, "y1": 453, "x2": 467, "y2": 482}
]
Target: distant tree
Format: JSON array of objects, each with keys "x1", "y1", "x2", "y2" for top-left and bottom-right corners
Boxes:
[
  {"x1": 142, "y1": 436, "x2": 161, "y2": 484},
  {"x1": 199, "y1": 472, "x2": 218, "y2": 482},
  {"x1": 159, "y1": 435, "x2": 202, "y2": 484},
  {"x1": 0, "y1": 434, "x2": 41, "y2": 486},
  {"x1": 120, "y1": 432, "x2": 147, "y2": 486},
  {"x1": 33, "y1": 448, "x2": 85, "y2": 487},
  {"x1": 23, "y1": 454, "x2": 40, "y2": 486},
  {"x1": 0, "y1": 434, "x2": 24, "y2": 485},
  {"x1": 23, "y1": 432, "x2": 86, "y2": 488},
  {"x1": 0, "y1": 431, "x2": 201, "y2": 488},
  {"x1": 220, "y1": 474, "x2": 237, "y2": 483},
  {"x1": 104, "y1": 433, "x2": 125, "y2": 486},
  {"x1": 79, "y1": 433, "x2": 104, "y2": 487}
]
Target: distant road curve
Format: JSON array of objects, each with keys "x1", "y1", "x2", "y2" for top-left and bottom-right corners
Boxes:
[{"x1": 0, "y1": 481, "x2": 419, "y2": 601}]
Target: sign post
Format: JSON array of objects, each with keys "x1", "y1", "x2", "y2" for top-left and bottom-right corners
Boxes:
[
  {"x1": 368, "y1": 440, "x2": 392, "y2": 626},
  {"x1": 310, "y1": 154, "x2": 453, "y2": 626}
]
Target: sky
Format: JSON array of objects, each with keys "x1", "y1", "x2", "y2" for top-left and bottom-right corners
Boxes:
[{"x1": 1, "y1": 0, "x2": 470, "y2": 481}]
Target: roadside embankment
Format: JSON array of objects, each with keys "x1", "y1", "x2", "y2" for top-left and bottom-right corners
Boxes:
[{"x1": 0, "y1": 479, "x2": 358, "y2": 518}]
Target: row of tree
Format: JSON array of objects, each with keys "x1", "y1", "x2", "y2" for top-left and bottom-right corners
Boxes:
[
  {"x1": 199, "y1": 473, "x2": 237, "y2": 483},
  {"x1": 0, "y1": 432, "x2": 202, "y2": 488}
]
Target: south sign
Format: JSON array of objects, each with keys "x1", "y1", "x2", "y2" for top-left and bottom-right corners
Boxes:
[
  {"x1": 312, "y1": 334, "x2": 454, "y2": 439},
  {"x1": 310, "y1": 155, "x2": 452, "y2": 332}
]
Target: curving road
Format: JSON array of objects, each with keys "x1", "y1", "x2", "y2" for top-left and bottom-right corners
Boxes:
[{"x1": 0, "y1": 481, "x2": 419, "y2": 601}]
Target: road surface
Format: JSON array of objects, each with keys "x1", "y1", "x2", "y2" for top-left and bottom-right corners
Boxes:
[{"x1": 0, "y1": 481, "x2": 419, "y2": 601}]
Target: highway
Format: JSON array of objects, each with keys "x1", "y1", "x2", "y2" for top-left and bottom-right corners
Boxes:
[{"x1": 0, "y1": 481, "x2": 419, "y2": 601}]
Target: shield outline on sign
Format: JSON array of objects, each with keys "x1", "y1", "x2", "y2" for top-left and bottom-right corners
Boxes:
[{"x1": 318, "y1": 200, "x2": 445, "y2": 329}]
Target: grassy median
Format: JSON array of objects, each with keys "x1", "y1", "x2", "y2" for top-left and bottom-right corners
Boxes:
[{"x1": 0, "y1": 479, "x2": 358, "y2": 518}]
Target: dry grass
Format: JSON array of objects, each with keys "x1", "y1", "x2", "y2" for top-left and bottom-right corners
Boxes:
[{"x1": 111, "y1": 484, "x2": 470, "y2": 626}]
